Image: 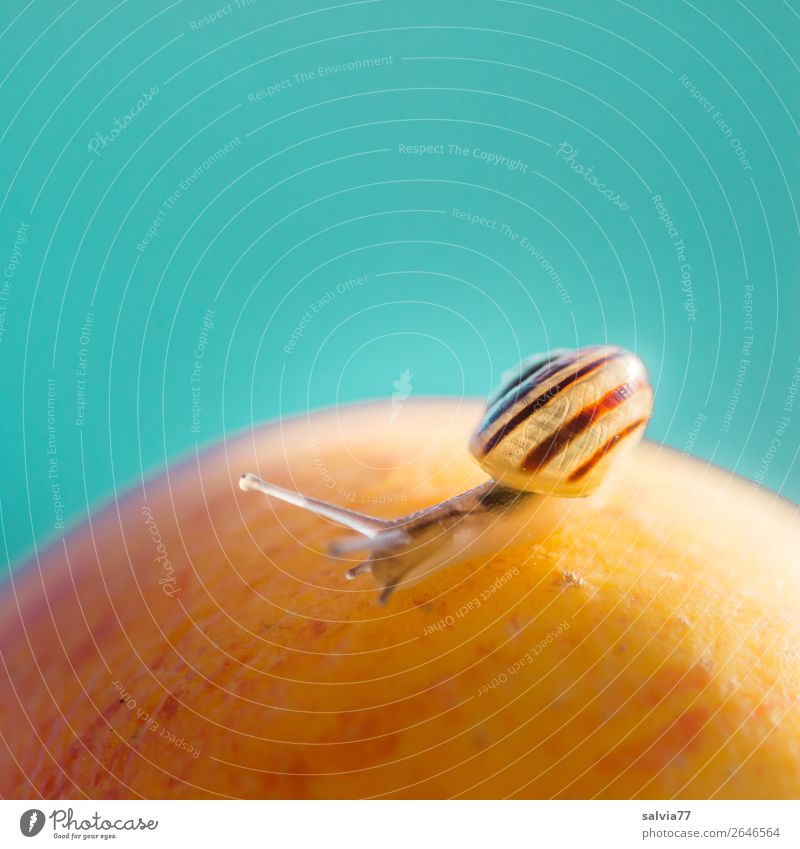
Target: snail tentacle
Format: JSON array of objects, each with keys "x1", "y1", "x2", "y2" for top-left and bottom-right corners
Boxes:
[{"x1": 239, "y1": 473, "x2": 392, "y2": 537}]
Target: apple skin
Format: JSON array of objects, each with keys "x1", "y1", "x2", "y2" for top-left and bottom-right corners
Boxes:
[{"x1": 1, "y1": 399, "x2": 799, "y2": 799}]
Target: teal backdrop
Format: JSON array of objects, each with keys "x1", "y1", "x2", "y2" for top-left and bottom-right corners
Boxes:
[{"x1": 1, "y1": 0, "x2": 798, "y2": 571}]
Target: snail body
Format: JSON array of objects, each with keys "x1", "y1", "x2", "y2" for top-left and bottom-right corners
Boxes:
[{"x1": 240, "y1": 345, "x2": 653, "y2": 602}]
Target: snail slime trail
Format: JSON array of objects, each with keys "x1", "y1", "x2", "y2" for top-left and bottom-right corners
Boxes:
[{"x1": 240, "y1": 346, "x2": 653, "y2": 603}]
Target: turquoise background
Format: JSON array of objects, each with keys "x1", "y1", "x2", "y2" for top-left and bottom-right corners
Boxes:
[{"x1": 1, "y1": 0, "x2": 798, "y2": 570}]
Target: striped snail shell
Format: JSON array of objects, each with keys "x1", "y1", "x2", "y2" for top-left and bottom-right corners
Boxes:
[{"x1": 469, "y1": 346, "x2": 653, "y2": 497}]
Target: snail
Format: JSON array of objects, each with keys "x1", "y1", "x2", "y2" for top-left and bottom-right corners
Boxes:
[{"x1": 240, "y1": 346, "x2": 653, "y2": 603}]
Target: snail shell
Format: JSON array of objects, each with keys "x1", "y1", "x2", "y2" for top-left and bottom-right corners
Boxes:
[{"x1": 469, "y1": 346, "x2": 653, "y2": 497}]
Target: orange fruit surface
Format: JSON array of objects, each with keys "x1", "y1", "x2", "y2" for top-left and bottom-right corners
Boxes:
[{"x1": 1, "y1": 399, "x2": 799, "y2": 799}]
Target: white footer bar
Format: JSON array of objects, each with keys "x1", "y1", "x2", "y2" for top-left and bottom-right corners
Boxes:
[{"x1": 1, "y1": 799, "x2": 797, "y2": 848}]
